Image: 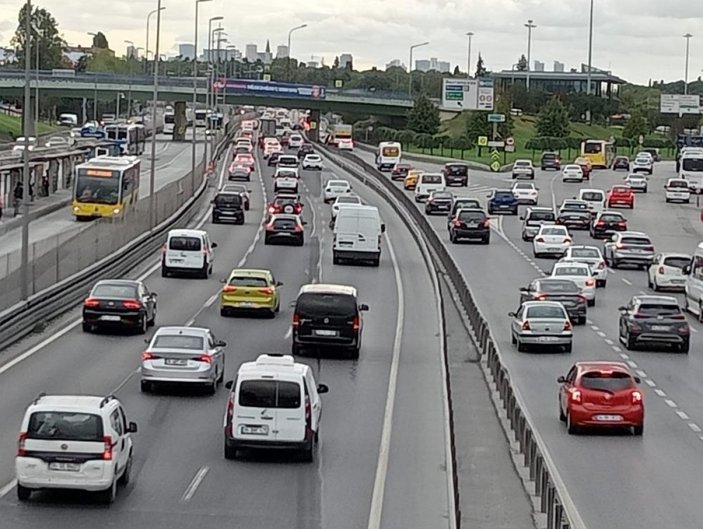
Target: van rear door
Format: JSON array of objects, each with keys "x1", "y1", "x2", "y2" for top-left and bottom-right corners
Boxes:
[
  {"x1": 271, "y1": 379, "x2": 305, "y2": 443},
  {"x1": 166, "y1": 235, "x2": 204, "y2": 269}
]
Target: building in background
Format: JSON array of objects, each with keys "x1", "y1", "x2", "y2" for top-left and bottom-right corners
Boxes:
[
  {"x1": 339, "y1": 53, "x2": 353, "y2": 68},
  {"x1": 386, "y1": 59, "x2": 406, "y2": 71},
  {"x1": 534, "y1": 60, "x2": 545, "y2": 72},
  {"x1": 62, "y1": 46, "x2": 88, "y2": 66},
  {"x1": 200, "y1": 48, "x2": 239, "y2": 61},
  {"x1": 125, "y1": 45, "x2": 137, "y2": 59},
  {"x1": 554, "y1": 61, "x2": 565, "y2": 73},
  {"x1": 415, "y1": 57, "x2": 450, "y2": 73},
  {"x1": 257, "y1": 40, "x2": 272, "y2": 65},
  {"x1": 245, "y1": 43, "x2": 257, "y2": 62},
  {"x1": 276, "y1": 45, "x2": 288, "y2": 59},
  {"x1": 179, "y1": 44, "x2": 195, "y2": 60}
]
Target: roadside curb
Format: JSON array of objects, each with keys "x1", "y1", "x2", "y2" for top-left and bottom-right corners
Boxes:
[{"x1": 0, "y1": 197, "x2": 72, "y2": 237}]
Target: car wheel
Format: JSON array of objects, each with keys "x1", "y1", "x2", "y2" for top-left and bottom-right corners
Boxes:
[
  {"x1": 99, "y1": 479, "x2": 117, "y2": 504},
  {"x1": 559, "y1": 401, "x2": 566, "y2": 422},
  {"x1": 16, "y1": 484, "x2": 31, "y2": 502},
  {"x1": 371, "y1": 257, "x2": 380, "y2": 267},
  {"x1": 698, "y1": 302, "x2": 703, "y2": 324},
  {"x1": 566, "y1": 413, "x2": 580, "y2": 435},
  {"x1": 138, "y1": 314, "x2": 148, "y2": 335},
  {"x1": 264, "y1": 235, "x2": 271, "y2": 245},
  {"x1": 205, "y1": 378, "x2": 217, "y2": 395},
  {"x1": 482, "y1": 236, "x2": 490, "y2": 245},
  {"x1": 611, "y1": 259, "x2": 619, "y2": 269},
  {"x1": 626, "y1": 332, "x2": 636, "y2": 351},
  {"x1": 563, "y1": 343, "x2": 572, "y2": 353},
  {"x1": 511, "y1": 332, "x2": 516, "y2": 345},
  {"x1": 679, "y1": 340, "x2": 690, "y2": 354},
  {"x1": 118, "y1": 454, "x2": 132, "y2": 486},
  {"x1": 224, "y1": 439, "x2": 238, "y2": 460},
  {"x1": 633, "y1": 424, "x2": 644, "y2": 436},
  {"x1": 349, "y1": 346, "x2": 360, "y2": 359},
  {"x1": 587, "y1": 298, "x2": 595, "y2": 307},
  {"x1": 449, "y1": 232, "x2": 457, "y2": 244},
  {"x1": 300, "y1": 440, "x2": 314, "y2": 463},
  {"x1": 516, "y1": 339, "x2": 526, "y2": 352},
  {"x1": 82, "y1": 321, "x2": 92, "y2": 333},
  {"x1": 291, "y1": 342, "x2": 302, "y2": 356}
]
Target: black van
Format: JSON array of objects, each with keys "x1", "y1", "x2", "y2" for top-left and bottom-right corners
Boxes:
[
  {"x1": 442, "y1": 162, "x2": 469, "y2": 186},
  {"x1": 212, "y1": 192, "x2": 244, "y2": 224},
  {"x1": 291, "y1": 284, "x2": 369, "y2": 359}
]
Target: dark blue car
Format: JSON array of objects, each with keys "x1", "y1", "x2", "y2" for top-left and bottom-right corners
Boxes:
[{"x1": 487, "y1": 189, "x2": 518, "y2": 215}]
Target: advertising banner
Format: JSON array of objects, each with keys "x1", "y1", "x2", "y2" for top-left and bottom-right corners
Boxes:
[{"x1": 216, "y1": 79, "x2": 327, "y2": 100}]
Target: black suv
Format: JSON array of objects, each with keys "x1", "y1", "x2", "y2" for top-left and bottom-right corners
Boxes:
[
  {"x1": 212, "y1": 192, "x2": 244, "y2": 224},
  {"x1": 449, "y1": 208, "x2": 490, "y2": 244},
  {"x1": 268, "y1": 151, "x2": 281, "y2": 166},
  {"x1": 298, "y1": 143, "x2": 314, "y2": 159},
  {"x1": 291, "y1": 284, "x2": 369, "y2": 358},
  {"x1": 618, "y1": 295, "x2": 690, "y2": 353},
  {"x1": 541, "y1": 152, "x2": 561, "y2": 171},
  {"x1": 442, "y1": 163, "x2": 469, "y2": 186}
]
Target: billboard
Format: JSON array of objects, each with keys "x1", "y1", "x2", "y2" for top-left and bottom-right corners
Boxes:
[
  {"x1": 660, "y1": 94, "x2": 700, "y2": 115},
  {"x1": 214, "y1": 79, "x2": 326, "y2": 100},
  {"x1": 441, "y1": 78, "x2": 494, "y2": 111}
]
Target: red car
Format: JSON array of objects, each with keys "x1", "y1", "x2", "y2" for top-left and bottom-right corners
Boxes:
[
  {"x1": 558, "y1": 361, "x2": 644, "y2": 435},
  {"x1": 606, "y1": 185, "x2": 634, "y2": 209},
  {"x1": 391, "y1": 163, "x2": 414, "y2": 181},
  {"x1": 234, "y1": 153, "x2": 255, "y2": 171},
  {"x1": 267, "y1": 194, "x2": 303, "y2": 215}
]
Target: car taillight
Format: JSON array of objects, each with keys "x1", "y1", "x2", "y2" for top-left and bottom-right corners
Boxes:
[
  {"x1": 570, "y1": 389, "x2": 581, "y2": 403},
  {"x1": 260, "y1": 287, "x2": 274, "y2": 295},
  {"x1": 352, "y1": 315, "x2": 361, "y2": 331},
  {"x1": 617, "y1": 221, "x2": 626, "y2": 227},
  {"x1": 305, "y1": 396, "x2": 312, "y2": 434},
  {"x1": 633, "y1": 313, "x2": 649, "y2": 319},
  {"x1": 84, "y1": 297, "x2": 100, "y2": 308},
  {"x1": 585, "y1": 279, "x2": 595, "y2": 287},
  {"x1": 522, "y1": 321, "x2": 531, "y2": 331},
  {"x1": 563, "y1": 320, "x2": 572, "y2": 331},
  {"x1": 266, "y1": 222, "x2": 275, "y2": 231},
  {"x1": 597, "y1": 261, "x2": 605, "y2": 269},
  {"x1": 294, "y1": 224, "x2": 303, "y2": 232},
  {"x1": 563, "y1": 238, "x2": 572, "y2": 244},
  {"x1": 223, "y1": 285, "x2": 237, "y2": 293},
  {"x1": 577, "y1": 295, "x2": 587, "y2": 303},
  {"x1": 122, "y1": 299, "x2": 142, "y2": 310},
  {"x1": 102, "y1": 435, "x2": 113, "y2": 460},
  {"x1": 292, "y1": 312, "x2": 301, "y2": 328},
  {"x1": 644, "y1": 246, "x2": 654, "y2": 252},
  {"x1": 295, "y1": 205, "x2": 302, "y2": 214},
  {"x1": 482, "y1": 219, "x2": 490, "y2": 228},
  {"x1": 657, "y1": 266, "x2": 665, "y2": 274},
  {"x1": 631, "y1": 391, "x2": 643, "y2": 404},
  {"x1": 225, "y1": 396, "x2": 235, "y2": 436},
  {"x1": 670, "y1": 314, "x2": 687, "y2": 321},
  {"x1": 534, "y1": 294, "x2": 548, "y2": 300},
  {"x1": 596, "y1": 221, "x2": 605, "y2": 227},
  {"x1": 452, "y1": 219, "x2": 462, "y2": 227},
  {"x1": 535, "y1": 237, "x2": 545, "y2": 243},
  {"x1": 196, "y1": 354, "x2": 212, "y2": 363},
  {"x1": 615, "y1": 243, "x2": 624, "y2": 249},
  {"x1": 268, "y1": 206, "x2": 276, "y2": 214},
  {"x1": 17, "y1": 432, "x2": 27, "y2": 457}
]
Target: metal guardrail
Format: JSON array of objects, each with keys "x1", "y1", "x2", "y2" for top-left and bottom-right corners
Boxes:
[
  {"x1": 319, "y1": 144, "x2": 586, "y2": 529},
  {"x1": 0, "y1": 116, "x2": 240, "y2": 350}
]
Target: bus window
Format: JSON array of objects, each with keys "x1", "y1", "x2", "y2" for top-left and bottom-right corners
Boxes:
[
  {"x1": 75, "y1": 172, "x2": 120, "y2": 205},
  {"x1": 583, "y1": 142, "x2": 602, "y2": 154}
]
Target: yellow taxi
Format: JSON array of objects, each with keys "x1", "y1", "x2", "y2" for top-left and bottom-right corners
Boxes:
[
  {"x1": 220, "y1": 268, "x2": 282, "y2": 317},
  {"x1": 574, "y1": 156, "x2": 593, "y2": 180},
  {"x1": 404, "y1": 169, "x2": 424, "y2": 190}
]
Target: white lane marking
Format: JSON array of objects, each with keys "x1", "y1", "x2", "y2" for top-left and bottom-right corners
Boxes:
[
  {"x1": 112, "y1": 368, "x2": 140, "y2": 394},
  {"x1": 367, "y1": 232, "x2": 405, "y2": 529},
  {"x1": 0, "y1": 479, "x2": 17, "y2": 498},
  {"x1": 626, "y1": 360, "x2": 638, "y2": 368},
  {"x1": 644, "y1": 379, "x2": 656, "y2": 387},
  {"x1": 654, "y1": 388, "x2": 667, "y2": 397},
  {"x1": 612, "y1": 346, "x2": 622, "y2": 352},
  {"x1": 691, "y1": 327, "x2": 699, "y2": 333},
  {"x1": 205, "y1": 293, "x2": 219, "y2": 308},
  {"x1": 689, "y1": 423, "x2": 702, "y2": 433},
  {"x1": 596, "y1": 331, "x2": 606, "y2": 338},
  {"x1": 619, "y1": 353, "x2": 630, "y2": 359},
  {"x1": 284, "y1": 326, "x2": 292, "y2": 339},
  {"x1": 180, "y1": 466, "x2": 209, "y2": 503},
  {"x1": 636, "y1": 370, "x2": 647, "y2": 378},
  {"x1": 586, "y1": 319, "x2": 593, "y2": 324},
  {"x1": 622, "y1": 278, "x2": 632, "y2": 286},
  {"x1": 604, "y1": 338, "x2": 614, "y2": 345},
  {"x1": 591, "y1": 325, "x2": 600, "y2": 331},
  {"x1": 665, "y1": 399, "x2": 678, "y2": 408},
  {"x1": 677, "y1": 411, "x2": 690, "y2": 420}
]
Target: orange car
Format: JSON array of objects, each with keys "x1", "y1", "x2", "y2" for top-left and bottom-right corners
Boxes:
[{"x1": 574, "y1": 157, "x2": 593, "y2": 180}]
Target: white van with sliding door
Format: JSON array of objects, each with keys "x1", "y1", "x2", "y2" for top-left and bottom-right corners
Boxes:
[
  {"x1": 223, "y1": 354, "x2": 328, "y2": 462},
  {"x1": 161, "y1": 229, "x2": 217, "y2": 279},
  {"x1": 578, "y1": 189, "x2": 606, "y2": 214},
  {"x1": 333, "y1": 205, "x2": 385, "y2": 267},
  {"x1": 683, "y1": 243, "x2": 703, "y2": 316}
]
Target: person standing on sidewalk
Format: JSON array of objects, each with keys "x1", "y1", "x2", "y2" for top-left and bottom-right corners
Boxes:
[{"x1": 13, "y1": 180, "x2": 23, "y2": 216}]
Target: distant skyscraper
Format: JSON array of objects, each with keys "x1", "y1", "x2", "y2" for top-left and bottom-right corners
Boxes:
[
  {"x1": 415, "y1": 57, "x2": 450, "y2": 73},
  {"x1": 386, "y1": 59, "x2": 406, "y2": 71},
  {"x1": 534, "y1": 60, "x2": 545, "y2": 72},
  {"x1": 245, "y1": 43, "x2": 258, "y2": 62},
  {"x1": 126, "y1": 45, "x2": 137, "y2": 59},
  {"x1": 553, "y1": 61, "x2": 564, "y2": 72},
  {"x1": 339, "y1": 53, "x2": 353, "y2": 68},
  {"x1": 276, "y1": 45, "x2": 289, "y2": 59},
  {"x1": 179, "y1": 44, "x2": 195, "y2": 60}
]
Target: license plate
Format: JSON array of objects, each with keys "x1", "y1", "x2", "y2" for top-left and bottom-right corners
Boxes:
[
  {"x1": 594, "y1": 414, "x2": 622, "y2": 422},
  {"x1": 241, "y1": 425, "x2": 268, "y2": 435},
  {"x1": 467, "y1": 223, "x2": 479, "y2": 228},
  {"x1": 671, "y1": 279, "x2": 685, "y2": 284},
  {"x1": 101, "y1": 315, "x2": 121, "y2": 322},
  {"x1": 49, "y1": 462, "x2": 80, "y2": 471},
  {"x1": 165, "y1": 359, "x2": 188, "y2": 366},
  {"x1": 315, "y1": 329, "x2": 338, "y2": 337},
  {"x1": 221, "y1": 212, "x2": 235, "y2": 216},
  {"x1": 171, "y1": 258, "x2": 184, "y2": 263},
  {"x1": 547, "y1": 247, "x2": 562, "y2": 252},
  {"x1": 651, "y1": 325, "x2": 670, "y2": 331},
  {"x1": 538, "y1": 336, "x2": 559, "y2": 342},
  {"x1": 498, "y1": 205, "x2": 509, "y2": 209},
  {"x1": 237, "y1": 302, "x2": 255, "y2": 308}
]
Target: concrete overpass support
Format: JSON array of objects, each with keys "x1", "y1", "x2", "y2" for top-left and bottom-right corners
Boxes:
[
  {"x1": 173, "y1": 101, "x2": 187, "y2": 141},
  {"x1": 307, "y1": 108, "x2": 320, "y2": 142}
]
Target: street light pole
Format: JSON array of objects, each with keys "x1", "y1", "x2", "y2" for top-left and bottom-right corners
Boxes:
[
  {"x1": 124, "y1": 40, "x2": 135, "y2": 117},
  {"x1": 145, "y1": 6, "x2": 165, "y2": 75},
  {"x1": 684, "y1": 33, "x2": 693, "y2": 95},
  {"x1": 408, "y1": 41, "x2": 430, "y2": 98},
  {"x1": 207, "y1": 16, "x2": 223, "y2": 112},
  {"x1": 193, "y1": 0, "x2": 212, "y2": 194},
  {"x1": 466, "y1": 32, "x2": 474, "y2": 78},
  {"x1": 20, "y1": 0, "x2": 32, "y2": 301},
  {"x1": 87, "y1": 32, "x2": 98, "y2": 120},
  {"x1": 148, "y1": 0, "x2": 162, "y2": 229},
  {"x1": 34, "y1": 26, "x2": 40, "y2": 131},
  {"x1": 586, "y1": 0, "x2": 594, "y2": 123},
  {"x1": 524, "y1": 19, "x2": 537, "y2": 90},
  {"x1": 286, "y1": 24, "x2": 308, "y2": 82}
]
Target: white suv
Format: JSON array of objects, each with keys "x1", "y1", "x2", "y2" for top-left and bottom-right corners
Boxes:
[{"x1": 16, "y1": 394, "x2": 137, "y2": 503}]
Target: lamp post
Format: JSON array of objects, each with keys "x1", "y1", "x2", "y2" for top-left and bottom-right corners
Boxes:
[
  {"x1": 684, "y1": 33, "x2": 693, "y2": 95},
  {"x1": 466, "y1": 32, "x2": 474, "y2": 78},
  {"x1": 408, "y1": 41, "x2": 429, "y2": 98},
  {"x1": 192, "y1": 0, "x2": 212, "y2": 194},
  {"x1": 524, "y1": 19, "x2": 537, "y2": 90},
  {"x1": 124, "y1": 40, "x2": 135, "y2": 117},
  {"x1": 87, "y1": 32, "x2": 98, "y2": 120},
  {"x1": 148, "y1": 0, "x2": 163, "y2": 229},
  {"x1": 585, "y1": 0, "x2": 594, "y2": 123},
  {"x1": 286, "y1": 24, "x2": 308, "y2": 81},
  {"x1": 32, "y1": 24, "x2": 42, "y2": 132},
  {"x1": 207, "y1": 16, "x2": 224, "y2": 112},
  {"x1": 212, "y1": 27, "x2": 226, "y2": 108},
  {"x1": 20, "y1": 0, "x2": 32, "y2": 301},
  {"x1": 145, "y1": 6, "x2": 165, "y2": 75}
]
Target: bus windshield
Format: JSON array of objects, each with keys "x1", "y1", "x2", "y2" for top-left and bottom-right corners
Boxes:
[{"x1": 75, "y1": 171, "x2": 121, "y2": 205}]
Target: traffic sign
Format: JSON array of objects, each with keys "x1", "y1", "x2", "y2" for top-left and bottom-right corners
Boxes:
[
  {"x1": 487, "y1": 113, "x2": 506, "y2": 123},
  {"x1": 310, "y1": 121, "x2": 317, "y2": 130},
  {"x1": 488, "y1": 141, "x2": 505, "y2": 148},
  {"x1": 335, "y1": 80, "x2": 343, "y2": 88},
  {"x1": 477, "y1": 136, "x2": 489, "y2": 146},
  {"x1": 505, "y1": 145, "x2": 515, "y2": 153},
  {"x1": 506, "y1": 136, "x2": 515, "y2": 146},
  {"x1": 263, "y1": 74, "x2": 271, "y2": 82},
  {"x1": 638, "y1": 134, "x2": 644, "y2": 145},
  {"x1": 490, "y1": 149, "x2": 501, "y2": 172}
]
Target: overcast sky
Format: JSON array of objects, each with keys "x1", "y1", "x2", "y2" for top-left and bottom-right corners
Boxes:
[{"x1": 2, "y1": 0, "x2": 703, "y2": 85}]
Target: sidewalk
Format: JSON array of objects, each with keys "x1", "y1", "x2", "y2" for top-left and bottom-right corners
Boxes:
[{"x1": 0, "y1": 188, "x2": 72, "y2": 237}]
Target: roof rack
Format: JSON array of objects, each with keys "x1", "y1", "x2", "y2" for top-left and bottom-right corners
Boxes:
[
  {"x1": 32, "y1": 392, "x2": 46, "y2": 405},
  {"x1": 99, "y1": 395, "x2": 116, "y2": 408}
]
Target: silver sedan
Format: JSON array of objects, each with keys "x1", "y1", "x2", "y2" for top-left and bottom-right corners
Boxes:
[
  {"x1": 141, "y1": 326, "x2": 226, "y2": 394},
  {"x1": 509, "y1": 301, "x2": 573, "y2": 353}
]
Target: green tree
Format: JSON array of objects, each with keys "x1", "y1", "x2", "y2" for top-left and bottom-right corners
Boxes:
[
  {"x1": 406, "y1": 94, "x2": 440, "y2": 135},
  {"x1": 332, "y1": 56, "x2": 340, "y2": 69},
  {"x1": 397, "y1": 129, "x2": 417, "y2": 149},
  {"x1": 92, "y1": 31, "x2": 109, "y2": 49},
  {"x1": 536, "y1": 96, "x2": 571, "y2": 138},
  {"x1": 86, "y1": 49, "x2": 130, "y2": 73},
  {"x1": 474, "y1": 53, "x2": 487, "y2": 78},
  {"x1": 465, "y1": 111, "x2": 491, "y2": 142},
  {"x1": 11, "y1": 3, "x2": 66, "y2": 69},
  {"x1": 516, "y1": 54, "x2": 528, "y2": 71},
  {"x1": 495, "y1": 95, "x2": 514, "y2": 138},
  {"x1": 453, "y1": 65, "x2": 461, "y2": 76},
  {"x1": 623, "y1": 111, "x2": 649, "y2": 140}
]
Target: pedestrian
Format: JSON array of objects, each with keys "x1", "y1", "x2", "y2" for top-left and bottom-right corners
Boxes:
[
  {"x1": 41, "y1": 175, "x2": 49, "y2": 197},
  {"x1": 13, "y1": 180, "x2": 22, "y2": 216}
]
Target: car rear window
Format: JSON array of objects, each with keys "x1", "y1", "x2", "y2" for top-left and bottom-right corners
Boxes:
[
  {"x1": 541, "y1": 227, "x2": 567, "y2": 236},
  {"x1": 621, "y1": 237, "x2": 651, "y2": 245},
  {"x1": 515, "y1": 161, "x2": 531, "y2": 167},
  {"x1": 279, "y1": 156, "x2": 298, "y2": 164},
  {"x1": 601, "y1": 214, "x2": 623, "y2": 222},
  {"x1": 664, "y1": 257, "x2": 690, "y2": 269},
  {"x1": 514, "y1": 183, "x2": 533, "y2": 189},
  {"x1": 526, "y1": 305, "x2": 565, "y2": 319},
  {"x1": 422, "y1": 175, "x2": 443, "y2": 184},
  {"x1": 528, "y1": 211, "x2": 555, "y2": 221},
  {"x1": 455, "y1": 200, "x2": 481, "y2": 209},
  {"x1": 215, "y1": 194, "x2": 242, "y2": 206},
  {"x1": 458, "y1": 211, "x2": 485, "y2": 221},
  {"x1": 336, "y1": 197, "x2": 360, "y2": 205},
  {"x1": 273, "y1": 218, "x2": 297, "y2": 229},
  {"x1": 296, "y1": 292, "x2": 357, "y2": 318},
  {"x1": 238, "y1": 380, "x2": 301, "y2": 409},
  {"x1": 432, "y1": 192, "x2": 452, "y2": 199},
  {"x1": 580, "y1": 371, "x2": 634, "y2": 391},
  {"x1": 445, "y1": 165, "x2": 468, "y2": 175},
  {"x1": 540, "y1": 280, "x2": 579, "y2": 293},
  {"x1": 229, "y1": 276, "x2": 268, "y2": 287},
  {"x1": 636, "y1": 303, "x2": 682, "y2": 316},
  {"x1": 91, "y1": 283, "x2": 138, "y2": 298},
  {"x1": 152, "y1": 334, "x2": 204, "y2": 350},
  {"x1": 27, "y1": 412, "x2": 104, "y2": 441},
  {"x1": 612, "y1": 187, "x2": 630, "y2": 193},
  {"x1": 277, "y1": 170, "x2": 297, "y2": 178},
  {"x1": 542, "y1": 153, "x2": 557, "y2": 160},
  {"x1": 562, "y1": 202, "x2": 588, "y2": 210},
  {"x1": 169, "y1": 236, "x2": 201, "y2": 251},
  {"x1": 668, "y1": 180, "x2": 688, "y2": 188},
  {"x1": 571, "y1": 248, "x2": 600, "y2": 258},
  {"x1": 494, "y1": 191, "x2": 514, "y2": 199},
  {"x1": 554, "y1": 266, "x2": 589, "y2": 276},
  {"x1": 581, "y1": 192, "x2": 603, "y2": 201}
]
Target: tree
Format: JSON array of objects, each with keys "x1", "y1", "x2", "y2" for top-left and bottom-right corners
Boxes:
[
  {"x1": 623, "y1": 111, "x2": 649, "y2": 140},
  {"x1": 465, "y1": 111, "x2": 492, "y2": 142},
  {"x1": 333, "y1": 56, "x2": 340, "y2": 69},
  {"x1": 453, "y1": 65, "x2": 461, "y2": 76},
  {"x1": 406, "y1": 94, "x2": 440, "y2": 135},
  {"x1": 536, "y1": 96, "x2": 571, "y2": 138},
  {"x1": 474, "y1": 53, "x2": 487, "y2": 78},
  {"x1": 516, "y1": 54, "x2": 528, "y2": 71},
  {"x1": 92, "y1": 32, "x2": 109, "y2": 49},
  {"x1": 494, "y1": 95, "x2": 514, "y2": 138},
  {"x1": 397, "y1": 129, "x2": 417, "y2": 149},
  {"x1": 11, "y1": 3, "x2": 66, "y2": 69}
]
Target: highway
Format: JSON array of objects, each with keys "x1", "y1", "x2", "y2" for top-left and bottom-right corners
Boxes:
[
  {"x1": 352, "y1": 147, "x2": 703, "y2": 528},
  {"x1": 0, "y1": 141, "x2": 452, "y2": 528}
]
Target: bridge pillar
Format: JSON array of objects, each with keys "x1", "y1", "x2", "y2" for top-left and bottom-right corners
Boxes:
[
  {"x1": 307, "y1": 108, "x2": 320, "y2": 142},
  {"x1": 172, "y1": 101, "x2": 187, "y2": 141}
]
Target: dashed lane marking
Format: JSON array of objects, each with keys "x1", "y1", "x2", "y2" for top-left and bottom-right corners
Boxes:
[
  {"x1": 654, "y1": 389, "x2": 667, "y2": 397},
  {"x1": 180, "y1": 466, "x2": 210, "y2": 503},
  {"x1": 622, "y1": 278, "x2": 632, "y2": 286},
  {"x1": 677, "y1": 411, "x2": 690, "y2": 420},
  {"x1": 689, "y1": 423, "x2": 702, "y2": 433},
  {"x1": 665, "y1": 399, "x2": 678, "y2": 408}
]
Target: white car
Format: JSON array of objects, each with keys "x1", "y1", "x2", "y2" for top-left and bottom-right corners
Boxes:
[
  {"x1": 301, "y1": 154, "x2": 323, "y2": 170},
  {"x1": 624, "y1": 174, "x2": 648, "y2": 193},
  {"x1": 288, "y1": 134, "x2": 303, "y2": 148},
  {"x1": 562, "y1": 164, "x2": 584, "y2": 182},
  {"x1": 533, "y1": 224, "x2": 572, "y2": 258},
  {"x1": 635, "y1": 151, "x2": 654, "y2": 163},
  {"x1": 45, "y1": 136, "x2": 70, "y2": 148},
  {"x1": 648, "y1": 253, "x2": 691, "y2": 291},
  {"x1": 273, "y1": 168, "x2": 300, "y2": 193},
  {"x1": 512, "y1": 182, "x2": 539, "y2": 205},
  {"x1": 511, "y1": 160, "x2": 535, "y2": 179},
  {"x1": 331, "y1": 194, "x2": 363, "y2": 220},
  {"x1": 560, "y1": 245, "x2": 608, "y2": 287},
  {"x1": 337, "y1": 138, "x2": 354, "y2": 151},
  {"x1": 162, "y1": 229, "x2": 217, "y2": 279},
  {"x1": 414, "y1": 173, "x2": 446, "y2": 202},
  {"x1": 16, "y1": 394, "x2": 137, "y2": 503},
  {"x1": 323, "y1": 179, "x2": 352, "y2": 203},
  {"x1": 550, "y1": 261, "x2": 596, "y2": 306},
  {"x1": 578, "y1": 189, "x2": 606, "y2": 214},
  {"x1": 665, "y1": 178, "x2": 691, "y2": 203},
  {"x1": 632, "y1": 156, "x2": 653, "y2": 175}
]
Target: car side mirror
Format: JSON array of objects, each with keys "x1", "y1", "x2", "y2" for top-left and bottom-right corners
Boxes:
[
  {"x1": 144, "y1": 338, "x2": 150, "y2": 344},
  {"x1": 618, "y1": 306, "x2": 627, "y2": 311},
  {"x1": 276, "y1": 281, "x2": 283, "y2": 286},
  {"x1": 557, "y1": 375, "x2": 566, "y2": 383},
  {"x1": 486, "y1": 194, "x2": 491, "y2": 198},
  {"x1": 216, "y1": 340, "x2": 227, "y2": 347},
  {"x1": 301, "y1": 221, "x2": 308, "y2": 225},
  {"x1": 151, "y1": 292, "x2": 158, "y2": 298},
  {"x1": 224, "y1": 380, "x2": 234, "y2": 390},
  {"x1": 508, "y1": 311, "x2": 516, "y2": 318},
  {"x1": 210, "y1": 199, "x2": 215, "y2": 204},
  {"x1": 683, "y1": 265, "x2": 691, "y2": 275},
  {"x1": 381, "y1": 223, "x2": 386, "y2": 233},
  {"x1": 634, "y1": 376, "x2": 641, "y2": 384},
  {"x1": 519, "y1": 287, "x2": 528, "y2": 292},
  {"x1": 317, "y1": 383, "x2": 329, "y2": 394},
  {"x1": 519, "y1": 216, "x2": 524, "y2": 220},
  {"x1": 359, "y1": 303, "x2": 369, "y2": 311},
  {"x1": 127, "y1": 422, "x2": 138, "y2": 433},
  {"x1": 211, "y1": 242, "x2": 218, "y2": 248}
]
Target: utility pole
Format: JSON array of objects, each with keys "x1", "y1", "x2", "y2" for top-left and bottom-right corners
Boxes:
[
  {"x1": 20, "y1": 0, "x2": 32, "y2": 300},
  {"x1": 525, "y1": 19, "x2": 537, "y2": 90}
]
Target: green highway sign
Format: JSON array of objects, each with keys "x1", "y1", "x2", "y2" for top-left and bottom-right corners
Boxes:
[{"x1": 487, "y1": 113, "x2": 506, "y2": 123}]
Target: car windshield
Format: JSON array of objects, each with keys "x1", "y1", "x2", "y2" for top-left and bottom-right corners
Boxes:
[
  {"x1": 621, "y1": 237, "x2": 651, "y2": 245},
  {"x1": 305, "y1": 156, "x2": 321, "y2": 161},
  {"x1": 682, "y1": 158, "x2": 703, "y2": 171},
  {"x1": 239, "y1": 380, "x2": 301, "y2": 409},
  {"x1": 541, "y1": 227, "x2": 567, "y2": 236},
  {"x1": 635, "y1": 158, "x2": 650, "y2": 164},
  {"x1": 169, "y1": 236, "x2": 201, "y2": 251},
  {"x1": 91, "y1": 283, "x2": 138, "y2": 298},
  {"x1": 540, "y1": 280, "x2": 579, "y2": 293},
  {"x1": 581, "y1": 192, "x2": 603, "y2": 201},
  {"x1": 327, "y1": 181, "x2": 348, "y2": 188},
  {"x1": 277, "y1": 170, "x2": 297, "y2": 178},
  {"x1": 542, "y1": 153, "x2": 557, "y2": 160},
  {"x1": 636, "y1": 303, "x2": 682, "y2": 317},
  {"x1": 580, "y1": 371, "x2": 633, "y2": 392},
  {"x1": 528, "y1": 211, "x2": 555, "y2": 221},
  {"x1": 554, "y1": 266, "x2": 589, "y2": 277},
  {"x1": 27, "y1": 412, "x2": 104, "y2": 441},
  {"x1": 228, "y1": 276, "x2": 269, "y2": 287},
  {"x1": 565, "y1": 165, "x2": 580, "y2": 171},
  {"x1": 152, "y1": 334, "x2": 205, "y2": 349},
  {"x1": 432, "y1": 192, "x2": 452, "y2": 199},
  {"x1": 525, "y1": 305, "x2": 565, "y2": 319},
  {"x1": 571, "y1": 248, "x2": 600, "y2": 259},
  {"x1": 296, "y1": 293, "x2": 357, "y2": 318},
  {"x1": 663, "y1": 256, "x2": 690, "y2": 269}
]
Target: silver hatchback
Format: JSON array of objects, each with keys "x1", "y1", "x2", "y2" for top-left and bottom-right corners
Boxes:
[
  {"x1": 509, "y1": 301, "x2": 573, "y2": 353},
  {"x1": 141, "y1": 326, "x2": 226, "y2": 394}
]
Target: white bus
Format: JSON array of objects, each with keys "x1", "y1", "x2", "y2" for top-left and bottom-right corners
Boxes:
[
  {"x1": 679, "y1": 147, "x2": 703, "y2": 193},
  {"x1": 376, "y1": 141, "x2": 402, "y2": 171},
  {"x1": 163, "y1": 111, "x2": 175, "y2": 134},
  {"x1": 194, "y1": 109, "x2": 211, "y2": 128},
  {"x1": 105, "y1": 124, "x2": 147, "y2": 156}
]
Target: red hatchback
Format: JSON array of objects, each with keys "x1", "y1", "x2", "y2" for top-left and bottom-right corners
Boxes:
[
  {"x1": 606, "y1": 185, "x2": 634, "y2": 209},
  {"x1": 558, "y1": 361, "x2": 644, "y2": 435}
]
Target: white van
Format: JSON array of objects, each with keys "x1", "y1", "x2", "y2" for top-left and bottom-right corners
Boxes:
[
  {"x1": 376, "y1": 141, "x2": 401, "y2": 171},
  {"x1": 679, "y1": 147, "x2": 703, "y2": 193},
  {"x1": 333, "y1": 205, "x2": 385, "y2": 266},
  {"x1": 161, "y1": 229, "x2": 217, "y2": 279},
  {"x1": 415, "y1": 173, "x2": 446, "y2": 202},
  {"x1": 683, "y1": 243, "x2": 703, "y2": 316},
  {"x1": 223, "y1": 354, "x2": 329, "y2": 462},
  {"x1": 578, "y1": 189, "x2": 606, "y2": 214}
]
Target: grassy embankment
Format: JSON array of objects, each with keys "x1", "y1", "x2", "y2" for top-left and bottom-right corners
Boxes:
[{"x1": 0, "y1": 114, "x2": 64, "y2": 143}]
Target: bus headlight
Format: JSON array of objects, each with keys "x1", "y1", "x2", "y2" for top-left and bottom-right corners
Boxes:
[
  {"x1": 113, "y1": 208, "x2": 121, "y2": 215},
  {"x1": 73, "y1": 206, "x2": 80, "y2": 212}
]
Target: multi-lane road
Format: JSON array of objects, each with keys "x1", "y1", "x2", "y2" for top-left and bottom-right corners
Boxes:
[
  {"x1": 352, "y1": 147, "x2": 703, "y2": 528},
  {"x1": 0, "y1": 142, "x2": 454, "y2": 528}
]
